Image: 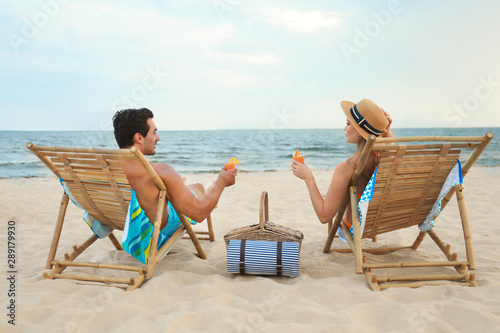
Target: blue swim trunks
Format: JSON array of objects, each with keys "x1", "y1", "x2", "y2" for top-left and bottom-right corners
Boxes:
[{"x1": 160, "y1": 191, "x2": 197, "y2": 239}]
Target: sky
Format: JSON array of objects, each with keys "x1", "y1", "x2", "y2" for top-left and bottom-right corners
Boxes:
[{"x1": 1, "y1": 0, "x2": 499, "y2": 131}]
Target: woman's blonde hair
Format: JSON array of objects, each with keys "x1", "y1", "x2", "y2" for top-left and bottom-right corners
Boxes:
[{"x1": 351, "y1": 136, "x2": 380, "y2": 183}]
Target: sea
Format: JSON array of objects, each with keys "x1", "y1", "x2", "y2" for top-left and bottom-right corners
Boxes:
[{"x1": 1, "y1": 128, "x2": 499, "y2": 178}]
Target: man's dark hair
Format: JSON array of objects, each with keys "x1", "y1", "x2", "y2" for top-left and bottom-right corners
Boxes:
[{"x1": 112, "y1": 108, "x2": 154, "y2": 148}]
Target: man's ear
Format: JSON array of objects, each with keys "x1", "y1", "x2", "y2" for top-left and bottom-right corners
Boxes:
[{"x1": 133, "y1": 132, "x2": 143, "y2": 145}]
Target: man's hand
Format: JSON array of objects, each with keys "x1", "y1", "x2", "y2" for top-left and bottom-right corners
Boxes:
[{"x1": 217, "y1": 167, "x2": 237, "y2": 187}]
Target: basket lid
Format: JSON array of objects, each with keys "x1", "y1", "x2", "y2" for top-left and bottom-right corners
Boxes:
[{"x1": 224, "y1": 192, "x2": 304, "y2": 242}]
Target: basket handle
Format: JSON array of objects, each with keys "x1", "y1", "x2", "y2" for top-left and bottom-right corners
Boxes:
[{"x1": 259, "y1": 191, "x2": 269, "y2": 229}]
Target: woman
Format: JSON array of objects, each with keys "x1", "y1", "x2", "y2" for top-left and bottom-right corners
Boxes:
[{"x1": 292, "y1": 99, "x2": 393, "y2": 227}]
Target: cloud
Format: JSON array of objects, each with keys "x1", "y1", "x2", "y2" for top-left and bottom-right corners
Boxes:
[
  {"x1": 207, "y1": 52, "x2": 281, "y2": 64},
  {"x1": 260, "y1": 8, "x2": 341, "y2": 33},
  {"x1": 22, "y1": 2, "x2": 234, "y2": 53},
  {"x1": 202, "y1": 69, "x2": 261, "y2": 88},
  {"x1": 2, "y1": 1, "x2": 499, "y2": 130}
]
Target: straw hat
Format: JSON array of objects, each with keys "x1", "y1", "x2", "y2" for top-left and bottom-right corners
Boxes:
[{"x1": 341, "y1": 99, "x2": 389, "y2": 139}]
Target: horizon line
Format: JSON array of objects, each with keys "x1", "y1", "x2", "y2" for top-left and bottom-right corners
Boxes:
[{"x1": 1, "y1": 126, "x2": 499, "y2": 132}]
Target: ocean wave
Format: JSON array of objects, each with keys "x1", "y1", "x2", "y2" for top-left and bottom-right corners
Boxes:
[{"x1": 0, "y1": 160, "x2": 40, "y2": 166}]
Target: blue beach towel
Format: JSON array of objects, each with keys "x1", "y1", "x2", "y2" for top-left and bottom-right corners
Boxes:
[
  {"x1": 59, "y1": 179, "x2": 112, "y2": 239},
  {"x1": 59, "y1": 179, "x2": 192, "y2": 264},
  {"x1": 418, "y1": 160, "x2": 463, "y2": 232},
  {"x1": 121, "y1": 190, "x2": 197, "y2": 264},
  {"x1": 338, "y1": 166, "x2": 378, "y2": 243},
  {"x1": 121, "y1": 189, "x2": 173, "y2": 264}
]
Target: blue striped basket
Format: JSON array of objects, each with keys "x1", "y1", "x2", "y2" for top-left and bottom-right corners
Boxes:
[{"x1": 227, "y1": 239, "x2": 300, "y2": 277}]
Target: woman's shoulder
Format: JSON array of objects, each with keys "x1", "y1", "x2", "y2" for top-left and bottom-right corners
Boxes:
[
  {"x1": 344, "y1": 156, "x2": 357, "y2": 170},
  {"x1": 335, "y1": 159, "x2": 356, "y2": 175},
  {"x1": 330, "y1": 159, "x2": 356, "y2": 185}
]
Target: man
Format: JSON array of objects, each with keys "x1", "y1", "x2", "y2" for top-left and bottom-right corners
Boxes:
[{"x1": 112, "y1": 108, "x2": 236, "y2": 237}]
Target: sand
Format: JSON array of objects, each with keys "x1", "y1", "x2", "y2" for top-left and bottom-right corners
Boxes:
[{"x1": 1, "y1": 167, "x2": 500, "y2": 332}]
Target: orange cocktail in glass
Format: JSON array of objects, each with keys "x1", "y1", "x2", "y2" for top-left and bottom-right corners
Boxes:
[
  {"x1": 224, "y1": 157, "x2": 239, "y2": 170},
  {"x1": 293, "y1": 150, "x2": 304, "y2": 164}
]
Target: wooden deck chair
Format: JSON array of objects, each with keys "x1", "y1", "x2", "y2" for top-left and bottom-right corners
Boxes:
[
  {"x1": 27, "y1": 142, "x2": 215, "y2": 291},
  {"x1": 323, "y1": 132, "x2": 494, "y2": 291}
]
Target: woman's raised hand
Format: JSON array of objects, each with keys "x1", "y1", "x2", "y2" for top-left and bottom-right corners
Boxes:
[
  {"x1": 292, "y1": 160, "x2": 313, "y2": 182},
  {"x1": 381, "y1": 108, "x2": 393, "y2": 138}
]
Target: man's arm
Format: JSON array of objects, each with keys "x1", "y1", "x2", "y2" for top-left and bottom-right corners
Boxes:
[{"x1": 154, "y1": 163, "x2": 236, "y2": 222}]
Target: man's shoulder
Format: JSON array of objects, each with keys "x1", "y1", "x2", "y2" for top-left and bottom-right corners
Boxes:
[
  {"x1": 151, "y1": 162, "x2": 176, "y2": 175},
  {"x1": 122, "y1": 160, "x2": 174, "y2": 177},
  {"x1": 124, "y1": 161, "x2": 181, "y2": 189},
  {"x1": 152, "y1": 162, "x2": 184, "y2": 181}
]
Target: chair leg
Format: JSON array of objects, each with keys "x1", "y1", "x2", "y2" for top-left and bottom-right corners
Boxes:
[
  {"x1": 108, "y1": 232, "x2": 123, "y2": 250},
  {"x1": 456, "y1": 184, "x2": 476, "y2": 270},
  {"x1": 182, "y1": 213, "x2": 215, "y2": 241},
  {"x1": 44, "y1": 234, "x2": 99, "y2": 279},
  {"x1": 427, "y1": 229, "x2": 456, "y2": 261},
  {"x1": 183, "y1": 218, "x2": 207, "y2": 259},
  {"x1": 323, "y1": 216, "x2": 342, "y2": 253},
  {"x1": 323, "y1": 191, "x2": 350, "y2": 253},
  {"x1": 364, "y1": 267, "x2": 381, "y2": 291},
  {"x1": 411, "y1": 231, "x2": 427, "y2": 250},
  {"x1": 127, "y1": 273, "x2": 146, "y2": 291},
  {"x1": 146, "y1": 190, "x2": 167, "y2": 277},
  {"x1": 350, "y1": 187, "x2": 363, "y2": 274},
  {"x1": 353, "y1": 241, "x2": 363, "y2": 275},
  {"x1": 155, "y1": 227, "x2": 186, "y2": 261},
  {"x1": 206, "y1": 213, "x2": 215, "y2": 242},
  {"x1": 46, "y1": 192, "x2": 69, "y2": 269}
]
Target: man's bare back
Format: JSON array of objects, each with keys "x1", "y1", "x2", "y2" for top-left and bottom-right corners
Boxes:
[
  {"x1": 121, "y1": 160, "x2": 208, "y2": 229},
  {"x1": 121, "y1": 159, "x2": 168, "y2": 228},
  {"x1": 113, "y1": 111, "x2": 236, "y2": 231}
]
